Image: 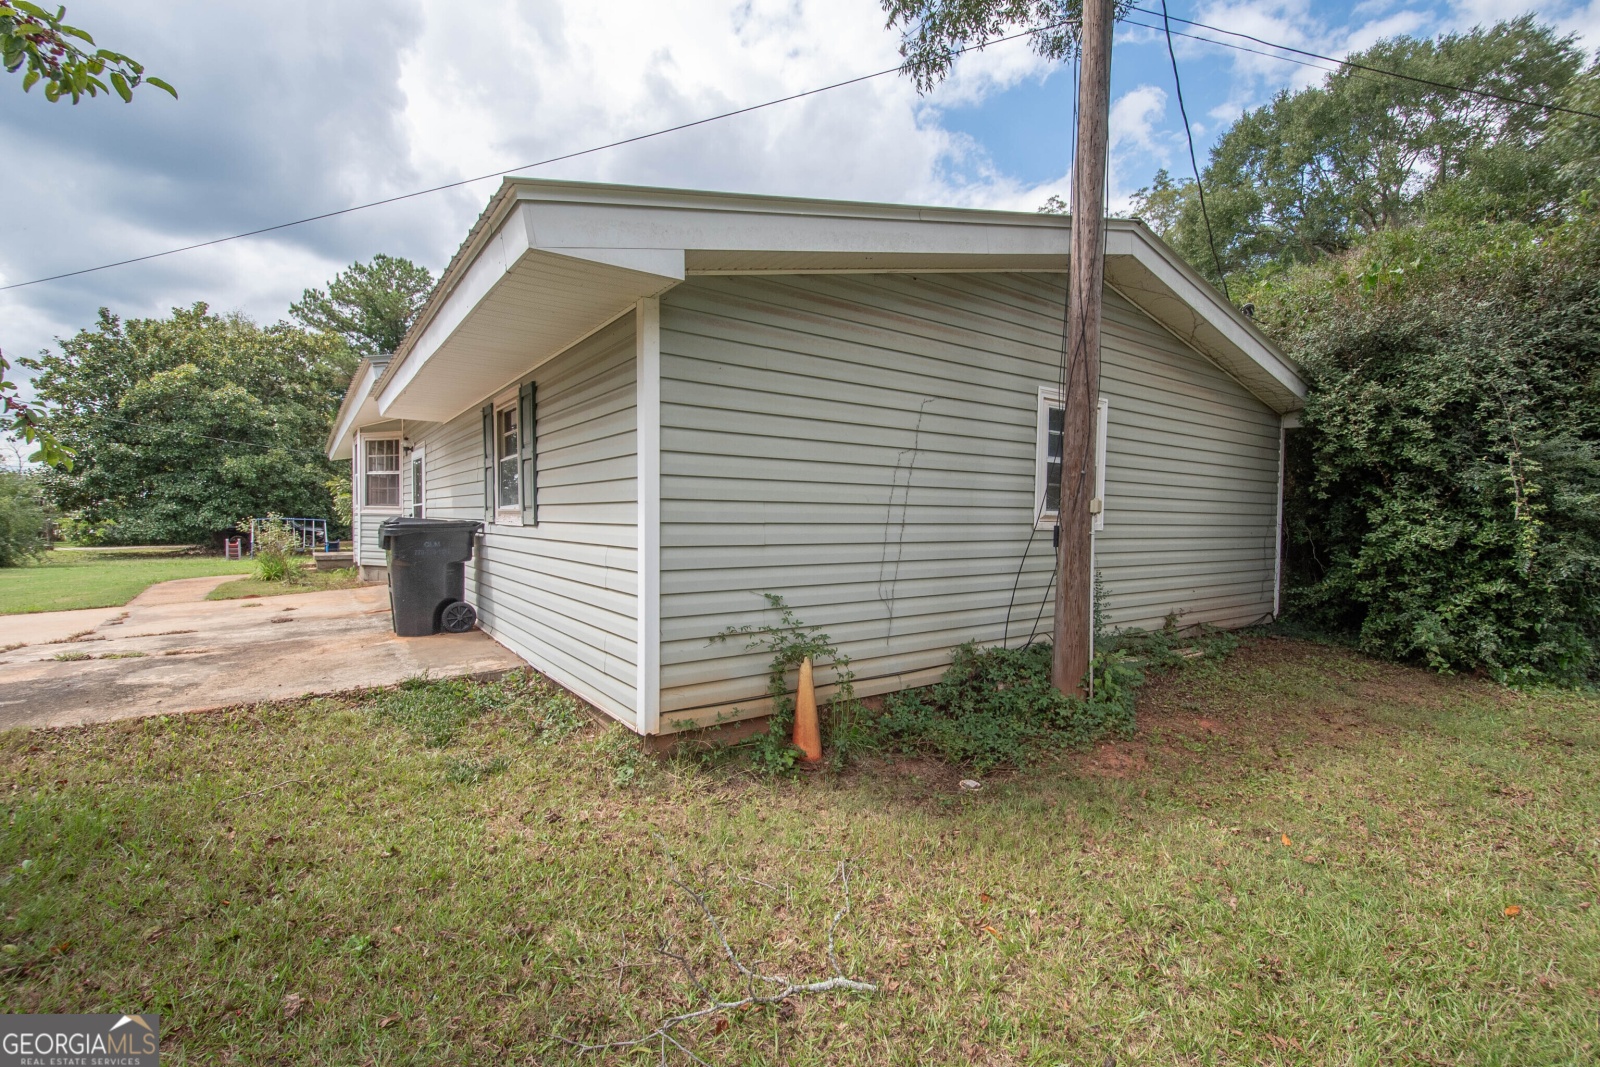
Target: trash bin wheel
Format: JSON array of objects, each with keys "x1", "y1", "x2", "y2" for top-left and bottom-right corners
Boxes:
[{"x1": 440, "y1": 600, "x2": 478, "y2": 633}]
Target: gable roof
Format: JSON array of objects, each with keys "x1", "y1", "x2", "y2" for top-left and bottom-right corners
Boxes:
[{"x1": 329, "y1": 179, "x2": 1304, "y2": 457}]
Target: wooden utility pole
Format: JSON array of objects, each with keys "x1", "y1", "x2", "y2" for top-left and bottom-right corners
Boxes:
[{"x1": 1052, "y1": 0, "x2": 1113, "y2": 697}]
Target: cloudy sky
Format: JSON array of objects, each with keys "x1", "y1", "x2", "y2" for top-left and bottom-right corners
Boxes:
[{"x1": 3, "y1": 0, "x2": 1598, "y2": 384}]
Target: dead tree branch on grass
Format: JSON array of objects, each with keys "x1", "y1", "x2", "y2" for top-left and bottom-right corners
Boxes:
[{"x1": 558, "y1": 836, "x2": 876, "y2": 1063}]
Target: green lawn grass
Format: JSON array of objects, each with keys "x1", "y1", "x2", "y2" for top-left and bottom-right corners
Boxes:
[
  {"x1": 206, "y1": 567, "x2": 368, "y2": 601},
  {"x1": 0, "y1": 550, "x2": 254, "y2": 614},
  {"x1": 2, "y1": 640, "x2": 1596, "y2": 1064}
]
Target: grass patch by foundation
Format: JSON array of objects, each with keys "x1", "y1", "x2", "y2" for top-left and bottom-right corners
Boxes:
[
  {"x1": 206, "y1": 566, "x2": 367, "y2": 601},
  {"x1": 0, "y1": 550, "x2": 253, "y2": 614},
  {"x1": 1, "y1": 641, "x2": 1596, "y2": 1064}
]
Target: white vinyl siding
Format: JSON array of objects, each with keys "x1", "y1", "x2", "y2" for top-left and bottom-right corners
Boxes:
[
  {"x1": 408, "y1": 316, "x2": 639, "y2": 722},
  {"x1": 356, "y1": 510, "x2": 387, "y2": 566},
  {"x1": 656, "y1": 273, "x2": 1280, "y2": 725}
]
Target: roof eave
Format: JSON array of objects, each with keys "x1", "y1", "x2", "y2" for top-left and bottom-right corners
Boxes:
[{"x1": 326, "y1": 357, "x2": 388, "y2": 460}]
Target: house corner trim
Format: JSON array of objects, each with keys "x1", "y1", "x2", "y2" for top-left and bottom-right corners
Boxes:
[{"x1": 636, "y1": 297, "x2": 663, "y2": 734}]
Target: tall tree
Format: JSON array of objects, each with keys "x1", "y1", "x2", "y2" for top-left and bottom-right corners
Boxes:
[
  {"x1": 1150, "y1": 19, "x2": 1586, "y2": 281},
  {"x1": 290, "y1": 254, "x2": 435, "y2": 358},
  {"x1": 29, "y1": 305, "x2": 357, "y2": 544}
]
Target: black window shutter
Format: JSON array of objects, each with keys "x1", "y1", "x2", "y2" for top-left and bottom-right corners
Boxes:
[
  {"x1": 481, "y1": 403, "x2": 494, "y2": 521},
  {"x1": 519, "y1": 380, "x2": 537, "y2": 524}
]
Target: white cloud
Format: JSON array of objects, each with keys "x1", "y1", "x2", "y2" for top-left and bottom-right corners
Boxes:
[
  {"x1": 1, "y1": 0, "x2": 1056, "y2": 390},
  {"x1": 1110, "y1": 84, "x2": 1168, "y2": 153}
]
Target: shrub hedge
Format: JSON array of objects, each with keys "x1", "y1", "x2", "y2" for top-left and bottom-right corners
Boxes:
[{"x1": 1251, "y1": 215, "x2": 1600, "y2": 683}]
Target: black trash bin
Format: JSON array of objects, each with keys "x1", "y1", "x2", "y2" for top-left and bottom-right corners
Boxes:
[{"x1": 378, "y1": 517, "x2": 483, "y2": 636}]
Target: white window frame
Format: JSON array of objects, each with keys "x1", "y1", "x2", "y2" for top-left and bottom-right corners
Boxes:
[
  {"x1": 361, "y1": 433, "x2": 402, "y2": 511},
  {"x1": 409, "y1": 445, "x2": 425, "y2": 518},
  {"x1": 492, "y1": 387, "x2": 522, "y2": 526},
  {"x1": 1033, "y1": 388, "x2": 1108, "y2": 532}
]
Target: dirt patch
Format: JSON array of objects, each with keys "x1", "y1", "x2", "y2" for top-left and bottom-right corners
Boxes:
[
  {"x1": 1077, "y1": 741, "x2": 1149, "y2": 778},
  {"x1": 1068, "y1": 637, "x2": 1499, "y2": 781}
]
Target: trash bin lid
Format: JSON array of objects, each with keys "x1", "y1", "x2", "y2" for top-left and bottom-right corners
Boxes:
[
  {"x1": 377, "y1": 517, "x2": 484, "y2": 536},
  {"x1": 378, "y1": 517, "x2": 483, "y2": 549}
]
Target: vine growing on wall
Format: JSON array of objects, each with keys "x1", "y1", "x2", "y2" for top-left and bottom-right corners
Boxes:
[{"x1": 712, "y1": 593, "x2": 864, "y2": 774}]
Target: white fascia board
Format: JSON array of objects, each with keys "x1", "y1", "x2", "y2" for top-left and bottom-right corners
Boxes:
[
  {"x1": 1104, "y1": 223, "x2": 1308, "y2": 413},
  {"x1": 377, "y1": 212, "x2": 532, "y2": 416},
  {"x1": 327, "y1": 360, "x2": 379, "y2": 460},
  {"x1": 370, "y1": 178, "x2": 1305, "y2": 429},
  {"x1": 519, "y1": 194, "x2": 1071, "y2": 262},
  {"x1": 376, "y1": 204, "x2": 686, "y2": 419}
]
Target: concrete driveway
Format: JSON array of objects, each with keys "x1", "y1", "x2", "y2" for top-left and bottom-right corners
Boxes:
[{"x1": 0, "y1": 578, "x2": 526, "y2": 730}]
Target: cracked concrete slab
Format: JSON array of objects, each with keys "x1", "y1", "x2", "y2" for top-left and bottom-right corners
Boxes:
[{"x1": 0, "y1": 581, "x2": 526, "y2": 731}]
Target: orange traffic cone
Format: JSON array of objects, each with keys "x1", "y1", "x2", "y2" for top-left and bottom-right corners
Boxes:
[{"x1": 793, "y1": 656, "x2": 823, "y2": 763}]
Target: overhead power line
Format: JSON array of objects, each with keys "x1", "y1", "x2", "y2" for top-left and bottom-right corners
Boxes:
[
  {"x1": 1, "y1": 20, "x2": 1076, "y2": 294},
  {"x1": 1156, "y1": 0, "x2": 1230, "y2": 302},
  {"x1": 6, "y1": 10, "x2": 1592, "y2": 297},
  {"x1": 1127, "y1": 4, "x2": 1600, "y2": 122}
]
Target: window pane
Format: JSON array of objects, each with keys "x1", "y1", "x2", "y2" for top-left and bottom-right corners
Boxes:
[
  {"x1": 366, "y1": 473, "x2": 399, "y2": 508},
  {"x1": 364, "y1": 439, "x2": 401, "y2": 507},
  {"x1": 366, "y1": 438, "x2": 400, "y2": 473},
  {"x1": 1044, "y1": 405, "x2": 1064, "y2": 515},
  {"x1": 411, "y1": 457, "x2": 423, "y2": 516},
  {"x1": 495, "y1": 405, "x2": 520, "y2": 510},
  {"x1": 498, "y1": 457, "x2": 519, "y2": 508},
  {"x1": 498, "y1": 408, "x2": 517, "y2": 461}
]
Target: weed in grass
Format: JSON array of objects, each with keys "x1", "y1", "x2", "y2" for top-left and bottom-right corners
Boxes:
[
  {"x1": 51, "y1": 651, "x2": 91, "y2": 662},
  {"x1": 100, "y1": 651, "x2": 147, "y2": 660},
  {"x1": 531, "y1": 695, "x2": 587, "y2": 743},
  {"x1": 369, "y1": 675, "x2": 493, "y2": 747},
  {"x1": 869, "y1": 626, "x2": 1241, "y2": 772},
  {"x1": 596, "y1": 724, "x2": 654, "y2": 788},
  {"x1": 443, "y1": 755, "x2": 510, "y2": 784},
  {"x1": 370, "y1": 669, "x2": 591, "y2": 750}
]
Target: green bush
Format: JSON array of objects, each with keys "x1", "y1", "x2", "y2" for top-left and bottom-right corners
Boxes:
[
  {"x1": 877, "y1": 642, "x2": 1140, "y2": 772},
  {"x1": 249, "y1": 516, "x2": 299, "y2": 582},
  {"x1": 324, "y1": 473, "x2": 352, "y2": 539},
  {"x1": 0, "y1": 472, "x2": 47, "y2": 567},
  {"x1": 1252, "y1": 215, "x2": 1600, "y2": 683}
]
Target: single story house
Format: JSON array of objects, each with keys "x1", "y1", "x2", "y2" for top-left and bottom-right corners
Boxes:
[{"x1": 327, "y1": 178, "x2": 1307, "y2": 736}]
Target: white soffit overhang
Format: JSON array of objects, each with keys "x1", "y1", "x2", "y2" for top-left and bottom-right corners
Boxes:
[
  {"x1": 1104, "y1": 224, "x2": 1305, "y2": 414},
  {"x1": 371, "y1": 179, "x2": 1306, "y2": 423},
  {"x1": 327, "y1": 358, "x2": 384, "y2": 460}
]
